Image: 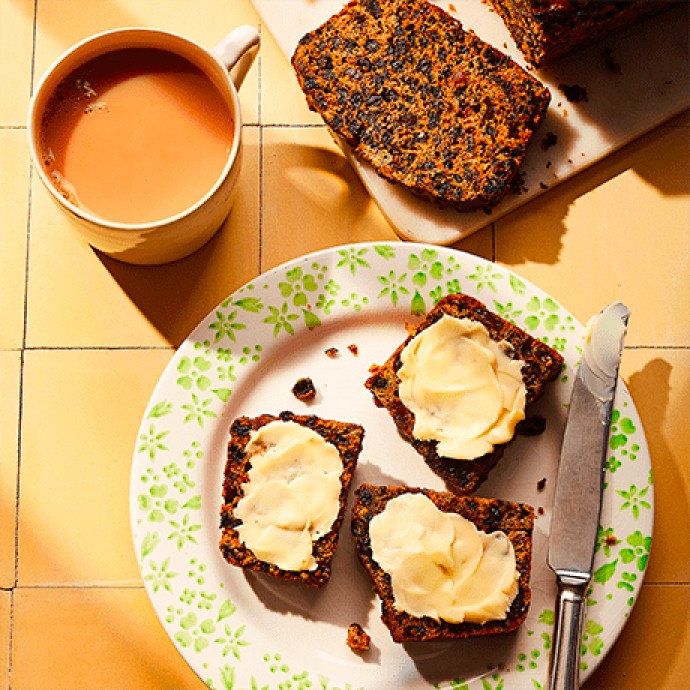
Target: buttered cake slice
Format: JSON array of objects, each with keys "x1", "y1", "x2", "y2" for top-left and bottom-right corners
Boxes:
[
  {"x1": 351, "y1": 484, "x2": 534, "y2": 641},
  {"x1": 365, "y1": 293, "x2": 564, "y2": 494},
  {"x1": 219, "y1": 411, "x2": 364, "y2": 587}
]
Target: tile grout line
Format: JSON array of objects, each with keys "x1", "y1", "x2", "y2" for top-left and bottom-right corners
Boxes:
[
  {"x1": 624, "y1": 345, "x2": 690, "y2": 350},
  {"x1": 258, "y1": 127, "x2": 264, "y2": 275},
  {"x1": 22, "y1": 581, "x2": 690, "y2": 590},
  {"x1": 257, "y1": 19, "x2": 264, "y2": 274},
  {"x1": 11, "y1": 583, "x2": 149, "y2": 590},
  {"x1": 9, "y1": 343, "x2": 690, "y2": 352},
  {"x1": 8, "y1": 2, "x2": 41, "y2": 685},
  {"x1": 20, "y1": 345, "x2": 176, "y2": 351},
  {"x1": 9, "y1": 580, "x2": 689, "y2": 591}
]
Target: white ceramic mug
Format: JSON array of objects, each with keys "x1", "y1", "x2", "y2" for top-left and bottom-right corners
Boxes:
[{"x1": 28, "y1": 26, "x2": 260, "y2": 265}]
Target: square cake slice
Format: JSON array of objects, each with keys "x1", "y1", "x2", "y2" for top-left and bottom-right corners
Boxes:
[
  {"x1": 351, "y1": 484, "x2": 534, "y2": 642},
  {"x1": 291, "y1": 0, "x2": 550, "y2": 212},
  {"x1": 219, "y1": 411, "x2": 364, "y2": 587},
  {"x1": 365, "y1": 293, "x2": 564, "y2": 494}
]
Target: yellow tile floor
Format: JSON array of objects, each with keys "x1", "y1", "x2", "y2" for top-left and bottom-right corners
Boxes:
[{"x1": 1, "y1": 0, "x2": 688, "y2": 687}]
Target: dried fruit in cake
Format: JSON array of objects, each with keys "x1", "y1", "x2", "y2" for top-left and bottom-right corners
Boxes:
[
  {"x1": 291, "y1": 0, "x2": 551, "y2": 212},
  {"x1": 351, "y1": 484, "x2": 534, "y2": 641},
  {"x1": 219, "y1": 411, "x2": 364, "y2": 587},
  {"x1": 364, "y1": 293, "x2": 563, "y2": 494}
]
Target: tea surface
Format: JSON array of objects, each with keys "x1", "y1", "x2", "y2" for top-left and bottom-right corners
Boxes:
[{"x1": 41, "y1": 48, "x2": 234, "y2": 224}]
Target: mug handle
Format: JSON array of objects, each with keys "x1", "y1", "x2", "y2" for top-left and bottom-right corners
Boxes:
[{"x1": 214, "y1": 25, "x2": 260, "y2": 90}]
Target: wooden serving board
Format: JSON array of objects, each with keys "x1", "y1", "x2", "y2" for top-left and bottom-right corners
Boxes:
[{"x1": 252, "y1": 0, "x2": 689, "y2": 244}]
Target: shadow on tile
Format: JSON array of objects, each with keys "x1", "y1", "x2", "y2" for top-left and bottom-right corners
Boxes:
[
  {"x1": 269, "y1": 141, "x2": 377, "y2": 216},
  {"x1": 582, "y1": 584, "x2": 690, "y2": 690},
  {"x1": 493, "y1": 192, "x2": 568, "y2": 267},
  {"x1": 626, "y1": 356, "x2": 690, "y2": 582},
  {"x1": 96, "y1": 218, "x2": 259, "y2": 348},
  {"x1": 495, "y1": 119, "x2": 688, "y2": 268},
  {"x1": 260, "y1": 139, "x2": 398, "y2": 266}
]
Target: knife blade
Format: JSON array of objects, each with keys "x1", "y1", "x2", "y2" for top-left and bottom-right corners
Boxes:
[{"x1": 547, "y1": 301, "x2": 630, "y2": 690}]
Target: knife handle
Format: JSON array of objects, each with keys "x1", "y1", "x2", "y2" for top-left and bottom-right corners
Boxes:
[{"x1": 549, "y1": 578, "x2": 588, "y2": 690}]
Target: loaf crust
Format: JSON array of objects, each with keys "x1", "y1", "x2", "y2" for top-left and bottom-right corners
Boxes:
[
  {"x1": 291, "y1": 0, "x2": 550, "y2": 212},
  {"x1": 487, "y1": 0, "x2": 673, "y2": 66},
  {"x1": 351, "y1": 483, "x2": 534, "y2": 642},
  {"x1": 364, "y1": 293, "x2": 564, "y2": 494},
  {"x1": 219, "y1": 411, "x2": 364, "y2": 587}
]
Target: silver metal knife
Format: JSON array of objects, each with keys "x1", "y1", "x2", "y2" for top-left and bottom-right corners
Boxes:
[{"x1": 547, "y1": 302, "x2": 630, "y2": 690}]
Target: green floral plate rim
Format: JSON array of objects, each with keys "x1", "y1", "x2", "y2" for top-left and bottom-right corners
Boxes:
[{"x1": 130, "y1": 242, "x2": 652, "y2": 690}]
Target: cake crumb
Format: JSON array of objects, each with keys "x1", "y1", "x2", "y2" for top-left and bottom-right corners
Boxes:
[
  {"x1": 559, "y1": 83, "x2": 588, "y2": 103},
  {"x1": 346, "y1": 623, "x2": 371, "y2": 653},
  {"x1": 324, "y1": 347, "x2": 339, "y2": 359},
  {"x1": 510, "y1": 170, "x2": 528, "y2": 196},
  {"x1": 292, "y1": 377, "x2": 317, "y2": 402},
  {"x1": 541, "y1": 132, "x2": 558, "y2": 150},
  {"x1": 603, "y1": 48, "x2": 622, "y2": 76},
  {"x1": 348, "y1": 343, "x2": 359, "y2": 356},
  {"x1": 517, "y1": 414, "x2": 546, "y2": 437}
]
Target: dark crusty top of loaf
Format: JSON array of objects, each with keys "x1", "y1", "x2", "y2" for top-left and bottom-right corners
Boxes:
[
  {"x1": 487, "y1": 0, "x2": 674, "y2": 66},
  {"x1": 291, "y1": 0, "x2": 551, "y2": 212}
]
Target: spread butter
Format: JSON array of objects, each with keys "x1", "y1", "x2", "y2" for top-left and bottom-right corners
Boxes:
[
  {"x1": 369, "y1": 493, "x2": 518, "y2": 624},
  {"x1": 398, "y1": 315, "x2": 526, "y2": 460},
  {"x1": 234, "y1": 420, "x2": 342, "y2": 571}
]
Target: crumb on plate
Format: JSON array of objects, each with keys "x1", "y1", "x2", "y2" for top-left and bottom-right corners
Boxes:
[
  {"x1": 292, "y1": 377, "x2": 317, "y2": 402},
  {"x1": 516, "y1": 414, "x2": 546, "y2": 437},
  {"x1": 559, "y1": 83, "x2": 588, "y2": 103},
  {"x1": 541, "y1": 132, "x2": 558, "y2": 150},
  {"x1": 346, "y1": 622, "x2": 371, "y2": 653}
]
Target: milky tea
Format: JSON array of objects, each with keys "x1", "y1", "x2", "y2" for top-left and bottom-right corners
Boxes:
[{"x1": 39, "y1": 47, "x2": 235, "y2": 224}]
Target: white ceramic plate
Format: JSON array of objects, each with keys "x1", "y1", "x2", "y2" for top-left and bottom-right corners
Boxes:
[
  {"x1": 131, "y1": 243, "x2": 653, "y2": 690},
  {"x1": 253, "y1": 0, "x2": 689, "y2": 245}
]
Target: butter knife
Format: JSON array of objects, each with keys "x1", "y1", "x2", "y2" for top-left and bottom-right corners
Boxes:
[{"x1": 547, "y1": 302, "x2": 630, "y2": 690}]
